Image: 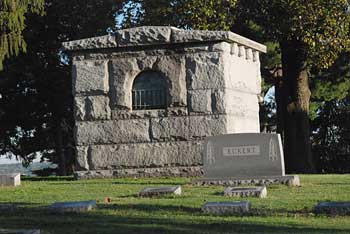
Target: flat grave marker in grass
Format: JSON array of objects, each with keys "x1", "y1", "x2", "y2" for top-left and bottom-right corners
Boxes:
[
  {"x1": 139, "y1": 185, "x2": 182, "y2": 197},
  {"x1": 0, "y1": 230, "x2": 40, "y2": 234},
  {"x1": 315, "y1": 201, "x2": 350, "y2": 216},
  {"x1": 224, "y1": 186, "x2": 267, "y2": 198},
  {"x1": 202, "y1": 201, "x2": 251, "y2": 215},
  {"x1": 195, "y1": 133, "x2": 300, "y2": 186},
  {"x1": 0, "y1": 173, "x2": 21, "y2": 187},
  {"x1": 49, "y1": 200, "x2": 96, "y2": 213}
]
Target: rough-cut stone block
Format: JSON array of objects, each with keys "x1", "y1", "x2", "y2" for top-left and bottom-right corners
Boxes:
[
  {"x1": 151, "y1": 117, "x2": 189, "y2": 141},
  {"x1": 139, "y1": 185, "x2": 181, "y2": 197},
  {"x1": 188, "y1": 115, "x2": 228, "y2": 139},
  {"x1": 226, "y1": 115, "x2": 260, "y2": 133},
  {"x1": 74, "y1": 97, "x2": 86, "y2": 121},
  {"x1": 202, "y1": 201, "x2": 251, "y2": 215},
  {"x1": 75, "y1": 166, "x2": 203, "y2": 179},
  {"x1": 0, "y1": 173, "x2": 20, "y2": 186},
  {"x1": 75, "y1": 119, "x2": 150, "y2": 146},
  {"x1": 188, "y1": 90, "x2": 212, "y2": 113},
  {"x1": 193, "y1": 175, "x2": 300, "y2": 187},
  {"x1": 315, "y1": 202, "x2": 350, "y2": 216},
  {"x1": 224, "y1": 186, "x2": 267, "y2": 198},
  {"x1": 73, "y1": 60, "x2": 109, "y2": 94},
  {"x1": 76, "y1": 146, "x2": 89, "y2": 170},
  {"x1": 85, "y1": 95, "x2": 111, "y2": 120},
  {"x1": 186, "y1": 53, "x2": 225, "y2": 90},
  {"x1": 62, "y1": 35, "x2": 116, "y2": 51},
  {"x1": 50, "y1": 200, "x2": 96, "y2": 213},
  {"x1": 116, "y1": 26, "x2": 174, "y2": 47},
  {"x1": 88, "y1": 141, "x2": 203, "y2": 170},
  {"x1": 154, "y1": 56, "x2": 187, "y2": 107},
  {"x1": 224, "y1": 54, "x2": 261, "y2": 95},
  {"x1": 0, "y1": 230, "x2": 40, "y2": 234}
]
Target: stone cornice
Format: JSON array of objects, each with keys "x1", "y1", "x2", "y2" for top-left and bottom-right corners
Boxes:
[{"x1": 62, "y1": 26, "x2": 267, "y2": 53}]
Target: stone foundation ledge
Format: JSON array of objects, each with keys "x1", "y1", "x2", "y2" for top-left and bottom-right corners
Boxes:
[
  {"x1": 74, "y1": 166, "x2": 203, "y2": 180},
  {"x1": 193, "y1": 175, "x2": 300, "y2": 187}
]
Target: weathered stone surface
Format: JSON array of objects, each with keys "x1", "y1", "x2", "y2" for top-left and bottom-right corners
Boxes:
[
  {"x1": 172, "y1": 30, "x2": 266, "y2": 53},
  {"x1": 0, "y1": 230, "x2": 40, "y2": 234},
  {"x1": 66, "y1": 26, "x2": 266, "y2": 178},
  {"x1": 188, "y1": 89, "x2": 212, "y2": 113},
  {"x1": 186, "y1": 53, "x2": 225, "y2": 90},
  {"x1": 109, "y1": 55, "x2": 187, "y2": 109},
  {"x1": 151, "y1": 117, "x2": 189, "y2": 141},
  {"x1": 76, "y1": 146, "x2": 89, "y2": 170},
  {"x1": 63, "y1": 35, "x2": 116, "y2": 51},
  {"x1": 203, "y1": 133, "x2": 285, "y2": 178},
  {"x1": 88, "y1": 141, "x2": 203, "y2": 170},
  {"x1": 202, "y1": 201, "x2": 251, "y2": 215},
  {"x1": 75, "y1": 119, "x2": 150, "y2": 146},
  {"x1": 109, "y1": 57, "x2": 139, "y2": 109},
  {"x1": 73, "y1": 60, "x2": 109, "y2": 94},
  {"x1": 315, "y1": 202, "x2": 350, "y2": 216},
  {"x1": 188, "y1": 115, "x2": 228, "y2": 139},
  {"x1": 194, "y1": 175, "x2": 300, "y2": 187},
  {"x1": 224, "y1": 53, "x2": 261, "y2": 95},
  {"x1": 224, "y1": 186, "x2": 267, "y2": 198},
  {"x1": 63, "y1": 26, "x2": 266, "y2": 53},
  {"x1": 74, "y1": 97, "x2": 86, "y2": 121},
  {"x1": 154, "y1": 56, "x2": 187, "y2": 107},
  {"x1": 85, "y1": 95, "x2": 111, "y2": 120},
  {"x1": 0, "y1": 173, "x2": 20, "y2": 186},
  {"x1": 75, "y1": 166, "x2": 203, "y2": 179},
  {"x1": 50, "y1": 200, "x2": 96, "y2": 213},
  {"x1": 139, "y1": 185, "x2": 181, "y2": 197},
  {"x1": 116, "y1": 26, "x2": 174, "y2": 47}
]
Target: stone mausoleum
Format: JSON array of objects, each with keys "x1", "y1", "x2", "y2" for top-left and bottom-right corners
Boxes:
[{"x1": 62, "y1": 26, "x2": 266, "y2": 179}]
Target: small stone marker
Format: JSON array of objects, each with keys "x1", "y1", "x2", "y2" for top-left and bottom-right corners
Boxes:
[
  {"x1": 195, "y1": 133, "x2": 300, "y2": 186},
  {"x1": 315, "y1": 202, "x2": 350, "y2": 215},
  {"x1": 0, "y1": 173, "x2": 21, "y2": 187},
  {"x1": 139, "y1": 185, "x2": 181, "y2": 197},
  {"x1": 202, "y1": 201, "x2": 251, "y2": 215},
  {"x1": 50, "y1": 200, "x2": 96, "y2": 213},
  {"x1": 0, "y1": 230, "x2": 40, "y2": 234},
  {"x1": 224, "y1": 186, "x2": 267, "y2": 198}
]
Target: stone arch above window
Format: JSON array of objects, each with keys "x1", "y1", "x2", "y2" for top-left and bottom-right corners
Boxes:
[{"x1": 132, "y1": 71, "x2": 168, "y2": 110}]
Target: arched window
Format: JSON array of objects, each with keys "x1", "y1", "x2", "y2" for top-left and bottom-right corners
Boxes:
[{"x1": 132, "y1": 71, "x2": 167, "y2": 110}]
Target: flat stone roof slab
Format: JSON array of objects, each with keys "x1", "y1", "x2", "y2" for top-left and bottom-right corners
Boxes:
[{"x1": 62, "y1": 26, "x2": 266, "y2": 53}]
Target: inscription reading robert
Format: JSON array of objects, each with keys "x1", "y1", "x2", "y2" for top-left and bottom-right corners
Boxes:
[{"x1": 223, "y1": 145, "x2": 260, "y2": 157}]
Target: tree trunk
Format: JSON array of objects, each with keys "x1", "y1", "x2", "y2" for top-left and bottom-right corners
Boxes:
[
  {"x1": 280, "y1": 40, "x2": 315, "y2": 173},
  {"x1": 55, "y1": 121, "x2": 67, "y2": 176}
]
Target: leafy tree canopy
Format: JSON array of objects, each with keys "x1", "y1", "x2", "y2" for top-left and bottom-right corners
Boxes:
[{"x1": 0, "y1": 0, "x2": 44, "y2": 70}]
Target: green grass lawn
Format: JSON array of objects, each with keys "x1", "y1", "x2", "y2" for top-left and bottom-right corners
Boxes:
[{"x1": 0, "y1": 174, "x2": 349, "y2": 234}]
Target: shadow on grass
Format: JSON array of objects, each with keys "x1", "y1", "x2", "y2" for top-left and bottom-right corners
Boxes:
[
  {"x1": 112, "y1": 181, "x2": 186, "y2": 186},
  {"x1": 22, "y1": 176, "x2": 75, "y2": 182},
  {"x1": 0, "y1": 203, "x2": 348, "y2": 234}
]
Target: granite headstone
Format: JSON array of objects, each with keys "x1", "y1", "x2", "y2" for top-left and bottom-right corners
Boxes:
[{"x1": 195, "y1": 133, "x2": 300, "y2": 186}]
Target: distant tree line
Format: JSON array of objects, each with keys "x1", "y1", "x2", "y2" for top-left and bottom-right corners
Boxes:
[{"x1": 0, "y1": 0, "x2": 349, "y2": 174}]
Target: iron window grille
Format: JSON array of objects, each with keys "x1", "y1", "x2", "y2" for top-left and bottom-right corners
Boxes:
[{"x1": 132, "y1": 71, "x2": 167, "y2": 110}]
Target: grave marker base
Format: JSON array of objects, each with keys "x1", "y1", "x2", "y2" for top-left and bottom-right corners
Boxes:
[{"x1": 193, "y1": 175, "x2": 300, "y2": 187}]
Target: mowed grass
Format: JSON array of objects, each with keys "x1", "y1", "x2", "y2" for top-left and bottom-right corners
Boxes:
[{"x1": 0, "y1": 175, "x2": 349, "y2": 234}]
